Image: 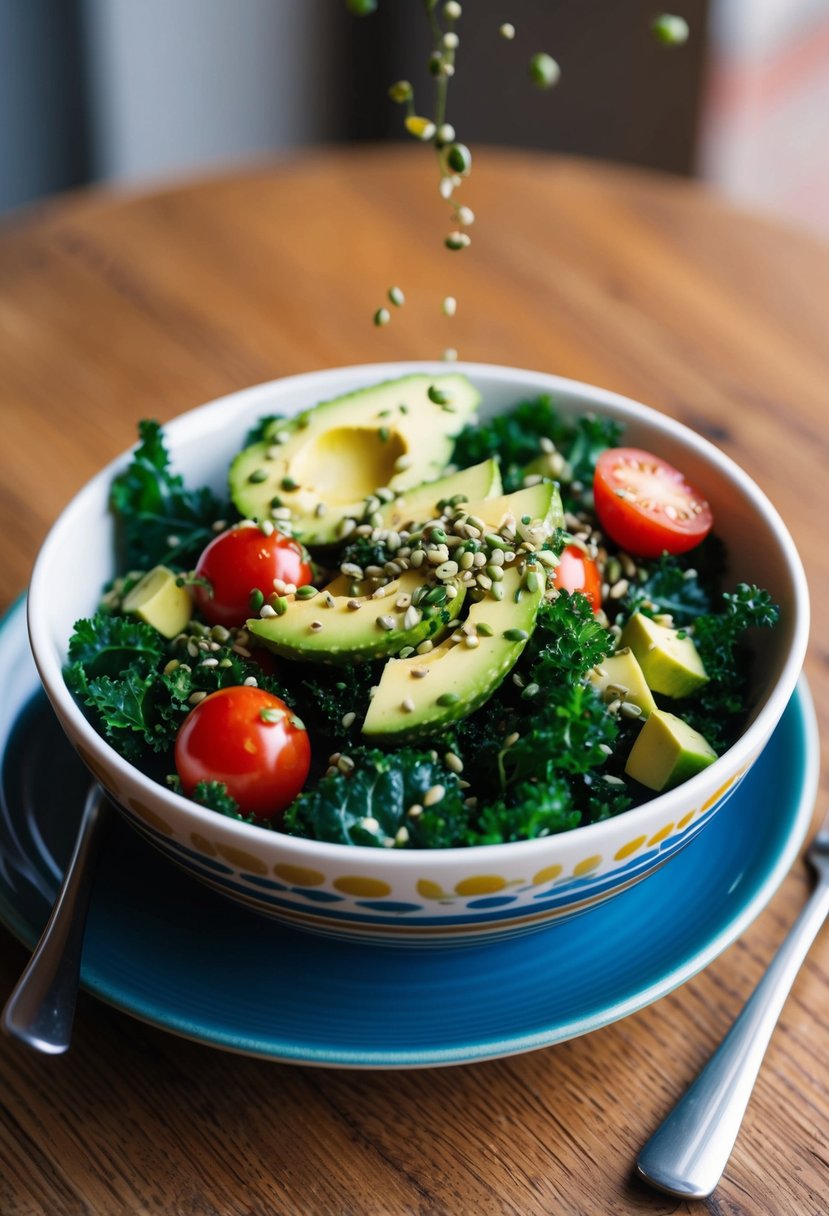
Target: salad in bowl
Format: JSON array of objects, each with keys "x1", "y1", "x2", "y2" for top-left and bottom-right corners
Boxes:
[{"x1": 27, "y1": 363, "x2": 809, "y2": 942}]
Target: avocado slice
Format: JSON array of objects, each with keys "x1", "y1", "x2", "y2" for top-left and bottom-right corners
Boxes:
[
  {"x1": 619, "y1": 612, "x2": 709, "y2": 698},
  {"x1": 377, "y1": 459, "x2": 502, "y2": 532},
  {"x1": 589, "y1": 648, "x2": 657, "y2": 718},
  {"x1": 246, "y1": 569, "x2": 465, "y2": 664},
  {"x1": 624, "y1": 708, "x2": 717, "y2": 791},
  {"x1": 463, "y1": 482, "x2": 563, "y2": 538},
  {"x1": 230, "y1": 373, "x2": 481, "y2": 546},
  {"x1": 362, "y1": 566, "x2": 544, "y2": 741},
  {"x1": 121, "y1": 566, "x2": 193, "y2": 639}
]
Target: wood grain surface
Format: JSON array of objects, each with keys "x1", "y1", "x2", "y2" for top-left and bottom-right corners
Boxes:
[{"x1": 1, "y1": 147, "x2": 828, "y2": 1216}]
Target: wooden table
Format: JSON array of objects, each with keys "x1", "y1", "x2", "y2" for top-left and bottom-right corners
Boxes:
[{"x1": 1, "y1": 147, "x2": 827, "y2": 1215}]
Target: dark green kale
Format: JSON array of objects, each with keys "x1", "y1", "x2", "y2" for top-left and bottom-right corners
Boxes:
[
  {"x1": 244, "y1": 414, "x2": 287, "y2": 446},
  {"x1": 110, "y1": 420, "x2": 233, "y2": 571},
  {"x1": 451, "y1": 394, "x2": 622, "y2": 508},
  {"x1": 339, "y1": 535, "x2": 397, "y2": 572},
  {"x1": 683, "y1": 583, "x2": 780, "y2": 751},
  {"x1": 64, "y1": 612, "x2": 294, "y2": 765},
  {"x1": 290, "y1": 662, "x2": 382, "y2": 756},
  {"x1": 284, "y1": 748, "x2": 470, "y2": 847},
  {"x1": 521, "y1": 590, "x2": 615, "y2": 679},
  {"x1": 617, "y1": 553, "x2": 713, "y2": 627},
  {"x1": 67, "y1": 614, "x2": 165, "y2": 678}
]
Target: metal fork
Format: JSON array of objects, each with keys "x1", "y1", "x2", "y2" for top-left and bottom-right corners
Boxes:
[{"x1": 637, "y1": 805, "x2": 829, "y2": 1199}]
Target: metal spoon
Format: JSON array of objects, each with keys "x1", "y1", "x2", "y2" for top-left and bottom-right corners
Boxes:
[
  {"x1": 2, "y1": 784, "x2": 108, "y2": 1053},
  {"x1": 637, "y1": 804, "x2": 829, "y2": 1198}
]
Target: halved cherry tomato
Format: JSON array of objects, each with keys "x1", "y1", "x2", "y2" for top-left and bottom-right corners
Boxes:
[
  {"x1": 194, "y1": 523, "x2": 312, "y2": 627},
  {"x1": 552, "y1": 544, "x2": 602, "y2": 613},
  {"x1": 593, "y1": 448, "x2": 713, "y2": 557},
  {"x1": 175, "y1": 686, "x2": 310, "y2": 821}
]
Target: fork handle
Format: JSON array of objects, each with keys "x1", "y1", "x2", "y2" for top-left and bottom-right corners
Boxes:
[
  {"x1": 637, "y1": 869, "x2": 829, "y2": 1199},
  {"x1": 1, "y1": 784, "x2": 108, "y2": 1054}
]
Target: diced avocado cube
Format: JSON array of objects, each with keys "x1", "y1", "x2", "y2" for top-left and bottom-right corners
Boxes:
[
  {"x1": 589, "y1": 648, "x2": 657, "y2": 718},
  {"x1": 624, "y1": 708, "x2": 717, "y2": 791},
  {"x1": 620, "y1": 612, "x2": 708, "y2": 698},
  {"x1": 121, "y1": 566, "x2": 192, "y2": 638}
]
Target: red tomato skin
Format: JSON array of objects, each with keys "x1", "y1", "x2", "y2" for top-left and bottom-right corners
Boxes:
[
  {"x1": 593, "y1": 448, "x2": 713, "y2": 558},
  {"x1": 194, "y1": 525, "x2": 312, "y2": 628},
  {"x1": 175, "y1": 687, "x2": 311, "y2": 821},
  {"x1": 552, "y1": 544, "x2": 602, "y2": 613}
]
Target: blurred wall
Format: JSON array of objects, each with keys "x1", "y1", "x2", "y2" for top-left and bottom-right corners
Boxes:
[{"x1": 82, "y1": 0, "x2": 350, "y2": 184}]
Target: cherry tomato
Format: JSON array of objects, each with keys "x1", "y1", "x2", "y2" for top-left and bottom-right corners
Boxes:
[
  {"x1": 593, "y1": 448, "x2": 713, "y2": 558},
  {"x1": 194, "y1": 524, "x2": 312, "y2": 627},
  {"x1": 552, "y1": 544, "x2": 602, "y2": 613},
  {"x1": 175, "y1": 686, "x2": 311, "y2": 821}
]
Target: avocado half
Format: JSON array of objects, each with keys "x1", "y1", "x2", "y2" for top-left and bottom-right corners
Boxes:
[{"x1": 230, "y1": 373, "x2": 481, "y2": 546}]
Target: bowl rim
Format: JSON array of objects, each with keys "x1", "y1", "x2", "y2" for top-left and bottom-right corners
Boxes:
[{"x1": 27, "y1": 360, "x2": 811, "y2": 866}]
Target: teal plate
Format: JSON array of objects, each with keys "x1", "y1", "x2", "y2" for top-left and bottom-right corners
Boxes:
[{"x1": 0, "y1": 598, "x2": 818, "y2": 1068}]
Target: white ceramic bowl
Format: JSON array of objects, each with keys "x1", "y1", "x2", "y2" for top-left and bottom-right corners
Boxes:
[{"x1": 28, "y1": 363, "x2": 810, "y2": 943}]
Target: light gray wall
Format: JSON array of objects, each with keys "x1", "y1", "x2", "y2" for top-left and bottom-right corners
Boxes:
[{"x1": 81, "y1": 0, "x2": 347, "y2": 183}]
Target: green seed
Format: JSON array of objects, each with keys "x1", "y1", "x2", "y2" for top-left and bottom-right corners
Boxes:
[
  {"x1": 388, "y1": 285, "x2": 405, "y2": 307},
  {"x1": 424, "y1": 586, "x2": 448, "y2": 605},
  {"x1": 437, "y1": 692, "x2": 460, "y2": 707},
  {"x1": 378, "y1": 425, "x2": 390, "y2": 442},
  {"x1": 499, "y1": 22, "x2": 515, "y2": 39},
  {"x1": 346, "y1": 0, "x2": 377, "y2": 13},
  {"x1": 525, "y1": 570, "x2": 542, "y2": 593},
  {"x1": 249, "y1": 588, "x2": 265, "y2": 612},
  {"x1": 529, "y1": 52, "x2": 560, "y2": 89},
  {"x1": 374, "y1": 307, "x2": 391, "y2": 327},
  {"x1": 388, "y1": 79, "x2": 413, "y2": 103},
  {"x1": 259, "y1": 707, "x2": 284, "y2": 723},
  {"x1": 427, "y1": 385, "x2": 453, "y2": 406},
  {"x1": 446, "y1": 142, "x2": 472, "y2": 175},
  {"x1": 273, "y1": 596, "x2": 288, "y2": 615},
  {"x1": 280, "y1": 476, "x2": 299, "y2": 492},
  {"x1": 476, "y1": 622, "x2": 494, "y2": 636},
  {"x1": 503, "y1": 628, "x2": 529, "y2": 642},
  {"x1": 442, "y1": 296, "x2": 457, "y2": 317},
  {"x1": 445, "y1": 231, "x2": 471, "y2": 251},
  {"x1": 491, "y1": 582, "x2": 505, "y2": 601},
  {"x1": 651, "y1": 14, "x2": 690, "y2": 45},
  {"x1": 248, "y1": 468, "x2": 268, "y2": 484},
  {"x1": 296, "y1": 585, "x2": 319, "y2": 600}
]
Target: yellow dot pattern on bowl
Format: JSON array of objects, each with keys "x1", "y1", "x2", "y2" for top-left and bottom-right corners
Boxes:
[
  {"x1": 274, "y1": 864, "x2": 326, "y2": 887},
  {"x1": 190, "y1": 832, "x2": 218, "y2": 856},
  {"x1": 417, "y1": 880, "x2": 448, "y2": 901},
  {"x1": 647, "y1": 822, "x2": 675, "y2": 848},
  {"x1": 216, "y1": 844, "x2": 268, "y2": 875},
  {"x1": 454, "y1": 875, "x2": 509, "y2": 897},
  {"x1": 333, "y1": 876, "x2": 392, "y2": 898},
  {"x1": 615, "y1": 835, "x2": 647, "y2": 861},
  {"x1": 128, "y1": 798, "x2": 175, "y2": 837},
  {"x1": 573, "y1": 854, "x2": 602, "y2": 877},
  {"x1": 677, "y1": 810, "x2": 695, "y2": 830},
  {"x1": 532, "y1": 864, "x2": 563, "y2": 886},
  {"x1": 700, "y1": 775, "x2": 737, "y2": 814}
]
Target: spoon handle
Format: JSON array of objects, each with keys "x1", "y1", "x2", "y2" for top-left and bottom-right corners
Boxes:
[
  {"x1": 636, "y1": 867, "x2": 829, "y2": 1199},
  {"x1": 2, "y1": 784, "x2": 108, "y2": 1054}
]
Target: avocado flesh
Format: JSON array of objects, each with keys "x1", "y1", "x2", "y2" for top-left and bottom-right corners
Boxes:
[
  {"x1": 121, "y1": 566, "x2": 193, "y2": 639},
  {"x1": 589, "y1": 649, "x2": 657, "y2": 718},
  {"x1": 377, "y1": 459, "x2": 502, "y2": 532},
  {"x1": 463, "y1": 481, "x2": 563, "y2": 537},
  {"x1": 620, "y1": 612, "x2": 709, "y2": 698},
  {"x1": 624, "y1": 708, "x2": 717, "y2": 791},
  {"x1": 361, "y1": 566, "x2": 544, "y2": 741},
  {"x1": 230, "y1": 373, "x2": 481, "y2": 545},
  {"x1": 246, "y1": 569, "x2": 464, "y2": 664}
]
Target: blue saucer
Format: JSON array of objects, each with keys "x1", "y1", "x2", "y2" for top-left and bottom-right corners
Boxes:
[{"x1": 0, "y1": 598, "x2": 818, "y2": 1067}]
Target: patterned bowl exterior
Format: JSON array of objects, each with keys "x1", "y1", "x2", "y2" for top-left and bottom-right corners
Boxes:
[{"x1": 28, "y1": 363, "x2": 809, "y2": 944}]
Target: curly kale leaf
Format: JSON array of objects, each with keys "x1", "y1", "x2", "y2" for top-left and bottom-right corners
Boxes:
[
  {"x1": 110, "y1": 420, "x2": 232, "y2": 570},
  {"x1": 284, "y1": 749, "x2": 468, "y2": 848},
  {"x1": 522, "y1": 590, "x2": 615, "y2": 680},
  {"x1": 451, "y1": 394, "x2": 622, "y2": 506},
  {"x1": 244, "y1": 414, "x2": 287, "y2": 446},
  {"x1": 682, "y1": 583, "x2": 780, "y2": 751},
  {"x1": 617, "y1": 553, "x2": 712, "y2": 626},
  {"x1": 469, "y1": 778, "x2": 581, "y2": 845},
  {"x1": 67, "y1": 614, "x2": 165, "y2": 678},
  {"x1": 290, "y1": 662, "x2": 381, "y2": 753}
]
